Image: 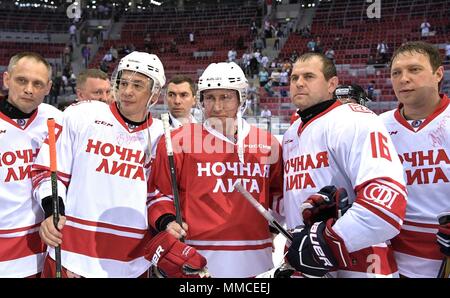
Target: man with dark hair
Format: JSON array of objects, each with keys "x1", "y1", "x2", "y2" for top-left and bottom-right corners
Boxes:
[
  {"x1": 76, "y1": 69, "x2": 111, "y2": 103},
  {"x1": 166, "y1": 75, "x2": 197, "y2": 128},
  {"x1": 381, "y1": 41, "x2": 450, "y2": 278},
  {"x1": 283, "y1": 52, "x2": 406, "y2": 277},
  {"x1": 0, "y1": 52, "x2": 61, "y2": 277}
]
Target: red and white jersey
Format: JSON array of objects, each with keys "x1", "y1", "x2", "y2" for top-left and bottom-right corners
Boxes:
[
  {"x1": 32, "y1": 101, "x2": 163, "y2": 277},
  {"x1": 0, "y1": 103, "x2": 61, "y2": 277},
  {"x1": 283, "y1": 101, "x2": 407, "y2": 277},
  {"x1": 380, "y1": 94, "x2": 450, "y2": 277},
  {"x1": 147, "y1": 120, "x2": 284, "y2": 277}
]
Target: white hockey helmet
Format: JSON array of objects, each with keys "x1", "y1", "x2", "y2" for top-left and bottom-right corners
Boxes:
[
  {"x1": 116, "y1": 51, "x2": 166, "y2": 93},
  {"x1": 197, "y1": 61, "x2": 248, "y2": 105}
]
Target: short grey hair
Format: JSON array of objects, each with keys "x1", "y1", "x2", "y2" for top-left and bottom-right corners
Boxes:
[{"x1": 7, "y1": 52, "x2": 52, "y2": 81}]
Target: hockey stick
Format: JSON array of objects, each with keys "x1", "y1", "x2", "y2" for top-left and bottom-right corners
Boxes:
[
  {"x1": 161, "y1": 113, "x2": 184, "y2": 242},
  {"x1": 47, "y1": 118, "x2": 62, "y2": 278},
  {"x1": 437, "y1": 212, "x2": 450, "y2": 278},
  {"x1": 234, "y1": 182, "x2": 293, "y2": 242}
]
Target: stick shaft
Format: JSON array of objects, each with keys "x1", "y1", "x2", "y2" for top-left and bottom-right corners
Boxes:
[
  {"x1": 47, "y1": 118, "x2": 62, "y2": 278},
  {"x1": 161, "y1": 113, "x2": 184, "y2": 241},
  {"x1": 234, "y1": 183, "x2": 293, "y2": 242}
]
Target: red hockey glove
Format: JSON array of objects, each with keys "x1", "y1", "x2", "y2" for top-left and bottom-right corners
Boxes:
[
  {"x1": 144, "y1": 231, "x2": 208, "y2": 278},
  {"x1": 437, "y1": 213, "x2": 450, "y2": 257},
  {"x1": 301, "y1": 185, "x2": 350, "y2": 226},
  {"x1": 286, "y1": 219, "x2": 352, "y2": 277}
]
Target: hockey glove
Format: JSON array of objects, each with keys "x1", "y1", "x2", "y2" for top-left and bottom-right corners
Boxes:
[
  {"x1": 437, "y1": 213, "x2": 450, "y2": 257},
  {"x1": 301, "y1": 185, "x2": 350, "y2": 226},
  {"x1": 144, "y1": 231, "x2": 208, "y2": 278},
  {"x1": 286, "y1": 219, "x2": 352, "y2": 277}
]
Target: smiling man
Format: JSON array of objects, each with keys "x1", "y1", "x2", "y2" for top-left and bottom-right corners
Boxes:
[
  {"x1": 283, "y1": 52, "x2": 406, "y2": 278},
  {"x1": 31, "y1": 51, "x2": 206, "y2": 278},
  {"x1": 380, "y1": 41, "x2": 450, "y2": 278},
  {"x1": 0, "y1": 52, "x2": 61, "y2": 277}
]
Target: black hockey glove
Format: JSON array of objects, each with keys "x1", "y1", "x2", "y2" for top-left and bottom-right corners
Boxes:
[
  {"x1": 301, "y1": 185, "x2": 350, "y2": 226},
  {"x1": 41, "y1": 195, "x2": 65, "y2": 218},
  {"x1": 286, "y1": 219, "x2": 351, "y2": 277}
]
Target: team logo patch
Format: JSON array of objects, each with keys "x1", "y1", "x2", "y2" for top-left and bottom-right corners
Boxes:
[
  {"x1": 127, "y1": 123, "x2": 137, "y2": 130},
  {"x1": 363, "y1": 182, "x2": 399, "y2": 209},
  {"x1": 17, "y1": 119, "x2": 26, "y2": 127},
  {"x1": 411, "y1": 120, "x2": 422, "y2": 128}
]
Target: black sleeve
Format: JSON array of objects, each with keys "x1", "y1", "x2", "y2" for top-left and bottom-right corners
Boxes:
[{"x1": 155, "y1": 213, "x2": 177, "y2": 232}]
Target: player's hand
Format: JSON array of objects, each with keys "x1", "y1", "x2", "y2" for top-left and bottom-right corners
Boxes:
[
  {"x1": 301, "y1": 185, "x2": 349, "y2": 226},
  {"x1": 165, "y1": 220, "x2": 188, "y2": 240},
  {"x1": 39, "y1": 215, "x2": 66, "y2": 248}
]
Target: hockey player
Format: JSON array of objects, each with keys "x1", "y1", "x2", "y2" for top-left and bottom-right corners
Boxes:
[
  {"x1": 283, "y1": 52, "x2": 406, "y2": 278},
  {"x1": 334, "y1": 84, "x2": 371, "y2": 106},
  {"x1": 0, "y1": 52, "x2": 61, "y2": 277},
  {"x1": 147, "y1": 62, "x2": 284, "y2": 277},
  {"x1": 76, "y1": 69, "x2": 112, "y2": 104},
  {"x1": 380, "y1": 41, "x2": 450, "y2": 278},
  {"x1": 31, "y1": 51, "x2": 207, "y2": 278},
  {"x1": 166, "y1": 75, "x2": 198, "y2": 129}
]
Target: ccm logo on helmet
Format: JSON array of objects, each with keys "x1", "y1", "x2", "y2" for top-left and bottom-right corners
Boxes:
[
  {"x1": 309, "y1": 223, "x2": 334, "y2": 267},
  {"x1": 363, "y1": 183, "x2": 399, "y2": 209},
  {"x1": 150, "y1": 245, "x2": 164, "y2": 266}
]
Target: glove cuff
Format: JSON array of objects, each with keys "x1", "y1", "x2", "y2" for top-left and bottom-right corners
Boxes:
[{"x1": 322, "y1": 219, "x2": 352, "y2": 269}]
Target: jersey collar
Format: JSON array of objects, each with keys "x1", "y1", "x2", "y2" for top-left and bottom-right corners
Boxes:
[
  {"x1": 110, "y1": 103, "x2": 153, "y2": 133},
  {"x1": 297, "y1": 100, "x2": 342, "y2": 135},
  {"x1": 394, "y1": 94, "x2": 450, "y2": 133}
]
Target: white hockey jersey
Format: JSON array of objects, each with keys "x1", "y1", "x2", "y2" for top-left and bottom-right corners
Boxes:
[
  {"x1": 283, "y1": 101, "x2": 407, "y2": 277},
  {"x1": 32, "y1": 101, "x2": 163, "y2": 277},
  {"x1": 380, "y1": 94, "x2": 450, "y2": 278},
  {"x1": 147, "y1": 120, "x2": 284, "y2": 277},
  {"x1": 0, "y1": 103, "x2": 61, "y2": 277}
]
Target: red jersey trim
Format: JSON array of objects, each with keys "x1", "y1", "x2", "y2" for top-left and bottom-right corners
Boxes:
[
  {"x1": 391, "y1": 229, "x2": 442, "y2": 260},
  {"x1": 65, "y1": 216, "x2": 148, "y2": 235},
  {"x1": 60, "y1": 225, "x2": 148, "y2": 261},
  {"x1": 0, "y1": 230, "x2": 45, "y2": 261}
]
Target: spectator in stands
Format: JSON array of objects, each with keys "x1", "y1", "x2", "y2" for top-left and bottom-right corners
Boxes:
[
  {"x1": 307, "y1": 38, "x2": 316, "y2": 52},
  {"x1": 50, "y1": 71, "x2": 63, "y2": 105},
  {"x1": 81, "y1": 45, "x2": 91, "y2": 69},
  {"x1": 260, "y1": 105, "x2": 272, "y2": 117},
  {"x1": 325, "y1": 47, "x2": 336, "y2": 62},
  {"x1": 247, "y1": 81, "x2": 259, "y2": 105},
  {"x1": 110, "y1": 45, "x2": 118, "y2": 62},
  {"x1": 242, "y1": 50, "x2": 252, "y2": 75},
  {"x1": 76, "y1": 69, "x2": 111, "y2": 103},
  {"x1": 377, "y1": 40, "x2": 389, "y2": 64},
  {"x1": 290, "y1": 50, "x2": 299, "y2": 64},
  {"x1": 279, "y1": 69, "x2": 289, "y2": 87},
  {"x1": 258, "y1": 68, "x2": 270, "y2": 87},
  {"x1": 189, "y1": 31, "x2": 195, "y2": 44},
  {"x1": 249, "y1": 54, "x2": 259, "y2": 78},
  {"x1": 102, "y1": 51, "x2": 113, "y2": 63},
  {"x1": 228, "y1": 49, "x2": 237, "y2": 62},
  {"x1": 282, "y1": 59, "x2": 292, "y2": 74},
  {"x1": 270, "y1": 68, "x2": 281, "y2": 86},
  {"x1": 260, "y1": 54, "x2": 269, "y2": 69},
  {"x1": 69, "y1": 23, "x2": 77, "y2": 45},
  {"x1": 264, "y1": 79, "x2": 275, "y2": 97},
  {"x1": 250, "y1": 20, "x2": 258, "y2": 37},
  {"x1": 445, "y1": 41, "x2": 450, "y2": 63},
  {"x1": 420, "y1": 19, "x2": 431, "y2": 38},
  {"x1": 166, "y1": 75, "x2": 197, "y2": 128}
]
